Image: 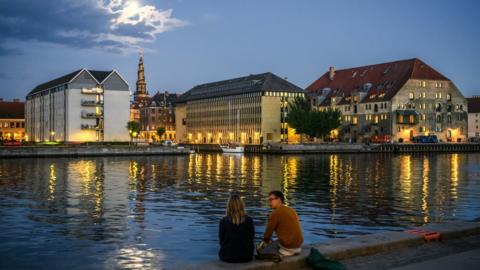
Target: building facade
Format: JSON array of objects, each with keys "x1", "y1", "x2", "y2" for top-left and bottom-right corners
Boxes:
[
  {"x1": 25, "y1": 69, "x2": 131, "y2": 142},
  {"x1": 139, "y1": 91, "x2": 177, "y2": 141},
  {"x1": 130, "y1": 54, "x2": 149, "y2": 122},
  {"x1": 467, "y1": 96, "x2": 480, "y2": 139},
  {"x1": 176, "y1": 72, "x2": 304, "y2": 144},
  {"x1": 0, "y1": 98, "x2": 25, "y2": 141},
  {"x1": 307, "y1": 58, "x2": 468, "y2": 143},
  {"x1": 130, "y1": 54, "x2": 177, "y2": 141}
]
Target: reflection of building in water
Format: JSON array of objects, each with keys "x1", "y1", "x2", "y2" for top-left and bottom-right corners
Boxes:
[
  {"x1": 64, "y1": 159, "x2": 130, "y2": 240},
  {"x1": 391, "y1": 153, "x2": 466, "y2": 224},
  {"x1": 184, "y1": 154, "x2": 300, "y2": 208},
  {"x1": 421, "y1": 156, "x2": 430, "y2": 223}
]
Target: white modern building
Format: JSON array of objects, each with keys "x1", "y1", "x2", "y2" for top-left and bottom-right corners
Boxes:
[
  {"x1": 467, "y1": 96, "x2": 480, "y2": 140},
  {"x1": 25, "y1": 68, "x2": 131, "y2": 142}
]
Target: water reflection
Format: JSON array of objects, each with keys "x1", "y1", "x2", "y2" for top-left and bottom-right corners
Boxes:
[{"x1": 0, "y1": 153, "x2": 479, "y2": 269}]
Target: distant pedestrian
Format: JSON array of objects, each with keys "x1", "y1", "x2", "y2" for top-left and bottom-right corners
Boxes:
[
  {"x1": 218, "y1": 194, "x2": 255, "y2": 263},
  {"x1": 258, "y1": 190, "x2": 303, "y2": 257}
]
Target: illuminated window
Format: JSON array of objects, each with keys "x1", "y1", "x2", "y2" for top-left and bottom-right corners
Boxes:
[
  {"x1": 409, "y1": 92, "x2": 414, "y2": 100},
  {"x1": 421, "y1": 81, "x2": 427, "y2": 87},
  {"x1": 447, "y1": 93, "x2": 452, "y2": 101},
  {"x1": 422, "y1": 92, "x2": 426, "y2": 98},
  {"x1": 374, "y1": 115, "x2": 379, "y2": 124},
  {"x1": 409, "y1": 115, "x2": 415, "y2": 124},
  {"x1": 399, "y1": 115, "x2": 404, "y2": 123},
  {"x1": 352, "y1": 116, "x2": 358, "y2": 125}
]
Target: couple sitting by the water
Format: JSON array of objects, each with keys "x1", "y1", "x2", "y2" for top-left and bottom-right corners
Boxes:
[{"x1": 218, "y1": 190, "x2": 303, "y2": 263}]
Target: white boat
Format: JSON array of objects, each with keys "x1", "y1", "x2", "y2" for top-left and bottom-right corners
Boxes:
[{"x1": 220, "y1": 144, "x2": 244, "y2": 153}]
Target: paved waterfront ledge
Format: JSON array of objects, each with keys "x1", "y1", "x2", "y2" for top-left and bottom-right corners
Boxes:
[
  {"x1": 178, "y1": 221, "x2": 480, "y2": 270},
  {"x1": 183, "y1": 143, "x2": 480, "y2": 154},
  {"x1": 0, "y1": 145, "x2": 190, "y2": 158}
]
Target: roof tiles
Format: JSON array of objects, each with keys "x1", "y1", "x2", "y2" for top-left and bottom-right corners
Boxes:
[{"x1": 307, "y1": 58, "x2": 450, "y2": 105}]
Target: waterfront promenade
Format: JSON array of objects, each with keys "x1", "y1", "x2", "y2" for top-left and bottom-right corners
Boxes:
[
  {"x1": 0, "y1": 144, "x2": 190, "y2": 158},
  {"x1": 186, "y1": 143, "x2": 480, "y2": 154},
  {"x1": 1, "y1": 142, "x2": 479, "y2": 157},
  {"x1": 181, "y1": 220, "x2": 480, "y2": 270}
]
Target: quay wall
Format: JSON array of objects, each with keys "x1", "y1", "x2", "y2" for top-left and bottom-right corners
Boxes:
[
  {"x1": 182, "y1": 143, "x2": 480, "y2": 154},
  {"x1": 0, "y1": 145, "x2": 190, "y2": 158}
]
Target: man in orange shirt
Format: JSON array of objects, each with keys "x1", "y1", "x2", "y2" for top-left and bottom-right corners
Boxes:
[{"x1": 260, "y1": 190, "x2": 303, "y2": 256}]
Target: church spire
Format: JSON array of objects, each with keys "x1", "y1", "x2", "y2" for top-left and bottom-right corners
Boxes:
[{"x1": 134, "y1": 51, "x2": 148, "y2": 102}]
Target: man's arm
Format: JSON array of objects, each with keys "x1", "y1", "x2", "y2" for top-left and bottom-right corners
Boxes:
[{"x1": 263, "y1": 211, "x2": 278, "y2": 242}]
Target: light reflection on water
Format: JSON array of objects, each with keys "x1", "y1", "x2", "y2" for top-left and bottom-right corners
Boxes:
[{"x1": 0, "y1": 153, "x2": 479, "y2": 269}]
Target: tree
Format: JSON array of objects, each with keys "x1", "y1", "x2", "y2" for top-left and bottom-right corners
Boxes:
[
  {"x1": 126, "y1": 121, "x2": 141, "y2": 141},
  {"x1": 286, "y1": 97, "x2": 311, "y2": 142},
  {"x1": 286, "y1": 97, "x2": 341, "y2": 142},
  {"x1": 156, "y1": 127, "x2": 166, "y2": 141},
  {"x1": 313, "y1": 109, "x2": 341, "y2": 140}
]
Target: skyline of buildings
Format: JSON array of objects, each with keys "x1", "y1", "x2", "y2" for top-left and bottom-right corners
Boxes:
[{"x1": 1, "y1": 55, "x2": 479, "y2": 143}]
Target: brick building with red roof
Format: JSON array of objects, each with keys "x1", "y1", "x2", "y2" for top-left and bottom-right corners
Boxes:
[
  {"x1": 306, "y1": 58, "x2": 468, "y2": 142},
  {"x1": 0, "y1": 98, "x2": 25, "y2": 141}
]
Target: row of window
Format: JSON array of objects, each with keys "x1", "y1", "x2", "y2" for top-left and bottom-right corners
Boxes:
[
  {"x1": 27, "y1": 84, "x2": 68, "y2": 100},
  {"x1": 264, "y1": 92, "x2": 303, "y2": 98},
  {"x1": 0, "y1": 121, "x2": 25, "y2": 129},
  {"x1": 398, "y1": 103, "x2": 464, "y2": 111},
  {"x1": 419, "y1": 81, "x2": 445, "y2": 88},
  {"x1": 409, "y1": 91, "x2": 451, "y2": 100}
]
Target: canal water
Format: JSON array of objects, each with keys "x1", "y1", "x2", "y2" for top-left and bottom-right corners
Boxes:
[{"x1": 0, "y1": 153, "x2": 479, "y2": 269}]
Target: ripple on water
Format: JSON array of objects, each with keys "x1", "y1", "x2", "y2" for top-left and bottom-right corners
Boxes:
[{"x1": 0, "y1": 153, "x2": 479, "y2": 269}]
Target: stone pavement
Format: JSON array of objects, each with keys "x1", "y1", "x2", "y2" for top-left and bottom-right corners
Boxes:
[
  {"x1": 341, "y1": 234, "x2": 480, "y2": 270},
  {"x1": 180, "y1": 221, "x2": 480, "y2": 270},
  {"x1": 388, "y1": 248, "x2": 480, "y2": 270}
]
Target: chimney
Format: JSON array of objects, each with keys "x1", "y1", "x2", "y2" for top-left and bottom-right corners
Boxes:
[
  {"x1": 13, "y1": 98, "x2": 20, "y2": 102},
  {"x1": 329, "y1": 66, "x2": 335, "y2": 80}
]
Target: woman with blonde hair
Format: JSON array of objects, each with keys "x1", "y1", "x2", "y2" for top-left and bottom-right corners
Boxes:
[{"x1": 218, "y1": 194, "x2": 255, "y2": 263}]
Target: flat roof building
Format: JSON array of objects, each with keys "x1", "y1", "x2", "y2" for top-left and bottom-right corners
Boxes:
[{"x1": 176, "y1": 72, "x2": 304, "y2": 144}]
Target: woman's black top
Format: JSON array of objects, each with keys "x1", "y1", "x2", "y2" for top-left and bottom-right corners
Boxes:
[{"x1": 218, "y1": 215, "x2": 255, "y2": 263}]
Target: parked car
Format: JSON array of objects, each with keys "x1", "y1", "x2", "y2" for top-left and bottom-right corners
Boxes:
[
  {"x1": 162, "y1": 140, "x2": 177, "y2": 147},
  {"x1": 2, "y1": 140, "x2": 22, "y2": 146},
  {"x1": 412, "y1": 135, "x2": 438, "y2": 143},
  {"x1": 469, "y1": 137, "x2": 480, "y2": 143},
  {"x1": 369, "y1": 134, "x2": 392, "y2": 143}
]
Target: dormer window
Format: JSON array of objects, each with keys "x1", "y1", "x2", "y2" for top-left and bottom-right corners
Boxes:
[{"x1": 447, "y1": 93, "x2": 452, "y2": 101}]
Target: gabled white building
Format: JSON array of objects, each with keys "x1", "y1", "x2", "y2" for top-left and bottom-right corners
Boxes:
[{"x1": 25, "y1": 68, "x2": 131, "y2": 142}]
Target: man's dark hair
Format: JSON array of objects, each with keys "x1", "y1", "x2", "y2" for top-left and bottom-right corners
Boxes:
[{"x1": 269, "y1": 190, "x2": 285, "y2": 203}]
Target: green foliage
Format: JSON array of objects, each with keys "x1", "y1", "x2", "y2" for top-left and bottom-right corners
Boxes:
[
  {"x1": 156, "y1": 127, "x2": 166, "y2": 138},
  {"x1": 286, "y1": 97, "x2": 312, "y2": 137},
  {"x1": 286, "y1": 97, "x2": 341, "y2": 140},
  {"x1": 126, "y1": 121, "x2": 141, "y2": 139}
]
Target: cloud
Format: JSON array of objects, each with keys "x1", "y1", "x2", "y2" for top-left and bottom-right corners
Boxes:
[{"x1": 0, "y1": 0, "x2": 186, "y2": 54}]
